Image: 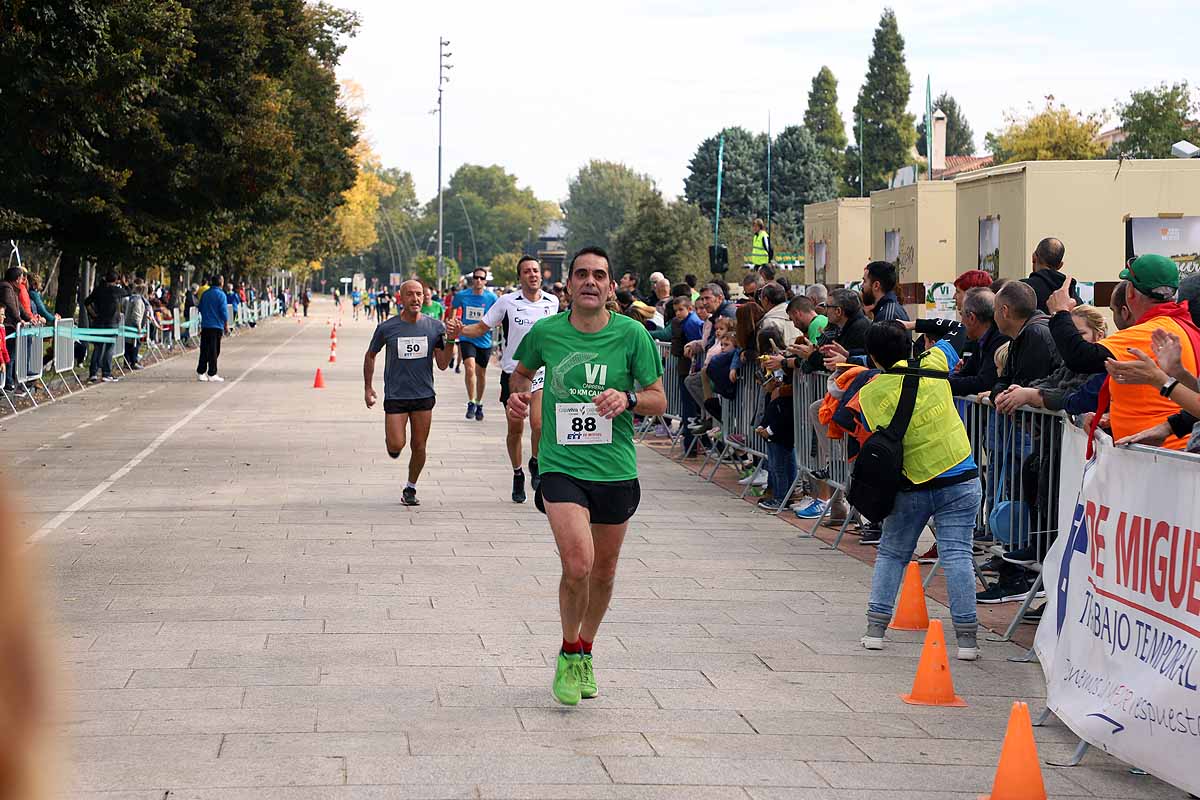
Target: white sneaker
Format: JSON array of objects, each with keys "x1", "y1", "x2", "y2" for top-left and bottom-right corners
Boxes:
[
  {"x1": 208, "y1": 374, "x2": 225, "y2": 382},
  {"x1": 102, "y1": 376, "x2": 119, "y2": 383},
  {"x1": 956, "y1": 646, "x2": 979, "y2": 662},
  {"x1": 738, "y1": 468, "x2": 768, "y2": 486},
  {"x1": 861, "y1": 635, "x2": 884, "y2": 651},
  {"x1": 197, "y1": 373, "x2": 209, "y2": 382}
]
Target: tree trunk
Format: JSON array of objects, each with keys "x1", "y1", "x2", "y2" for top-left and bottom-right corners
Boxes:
[{"x1": 56, "y1": 250, "x2": 82, "y2": 318}]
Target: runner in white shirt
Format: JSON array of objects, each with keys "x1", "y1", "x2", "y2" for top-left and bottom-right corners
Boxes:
[{"x1": 459, "y1": 256, "x2": 559, "y2": 502}]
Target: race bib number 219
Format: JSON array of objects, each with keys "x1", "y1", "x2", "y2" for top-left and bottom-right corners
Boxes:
[{"x1": 556, "y1": 403, "x2": 612, "y2": 445}]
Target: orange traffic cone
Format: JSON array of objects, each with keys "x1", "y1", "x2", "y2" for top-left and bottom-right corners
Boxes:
[
  {"x1": 312, "y1": 368, "x2": 326, "y2": 388},
  {"x1": 890, "y1": 561, "x2": 930, "y2": 630},
  {"x1": 328, "y1": 341, "x2": 337, "y2": 363},
  {"x1": 980, "y1": 702, "x2": 1047, "y2": 800},
  {"x1": 901, "y1": 619, "x2": 966, "y2": 707}
]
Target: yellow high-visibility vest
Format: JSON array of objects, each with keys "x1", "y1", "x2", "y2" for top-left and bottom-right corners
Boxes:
[{"x1": 750, "y1": 231, "x2": 770, "y2": 265}]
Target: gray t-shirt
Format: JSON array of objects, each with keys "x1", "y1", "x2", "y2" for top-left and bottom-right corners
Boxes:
[{"x1": 368, "y1": 314, "x2": 446, "y2": 400}]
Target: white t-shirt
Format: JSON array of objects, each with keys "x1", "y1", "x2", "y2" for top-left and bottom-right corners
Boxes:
[{"x1": 482, "y1": 290, "x2": 559, "y2": 373}]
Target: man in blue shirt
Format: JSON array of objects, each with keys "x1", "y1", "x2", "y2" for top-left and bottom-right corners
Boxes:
[
  {"x1": 197, "y1": 275, "x2": 230, "y2": 382},
  {"x1": 451, "y1": 268, "x2": 499, "y2": 420}
]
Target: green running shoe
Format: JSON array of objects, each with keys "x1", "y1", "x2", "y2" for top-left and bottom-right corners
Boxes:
[
  {"x1": 552, "y1": 652, "x2": 582, "y2": 706},
  {"x1": 578, "y1": 654, "x2": 597, "y2": 699}
]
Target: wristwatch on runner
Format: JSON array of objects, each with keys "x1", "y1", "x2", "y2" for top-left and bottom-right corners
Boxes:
[{"x1": 624, "y1": 390, "x2": 638, "y2": 412}]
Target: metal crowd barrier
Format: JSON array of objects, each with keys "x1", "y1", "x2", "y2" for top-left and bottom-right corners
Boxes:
[{"x1": 637, "y1": 342, "x2": 685, "y2": 446}]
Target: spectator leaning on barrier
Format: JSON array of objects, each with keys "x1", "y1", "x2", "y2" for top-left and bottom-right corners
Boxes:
[
  {"x1": 947, "y1": 288, "x2": 1008, "y2": 397},
  {"x1": 26, "y1": 275, "x2": 53, "y2": 323},
  {"x1": 755, "y1": 283, "x2": 800, "y2": 354},
  {"x1": 196, "y1": 275, "x2": 230, "y2": 382},
  {"x1": 804, "y1": 288, "x2": 870, "y2": 373},
  {"x1": 83, "y1": 270, "x2": 126, "y2": 383},
  {"x1": 786, "y1": 295, "x2": 827, "y2": 344},
  {"x1": 1050, "y1": 255, "x2": 1200, "y2": 451},
  {"x1": 990, "y1": 281, "x2": 1061, "y2": 398},
  {"x1": 860, "y1": 319, "x2": 983, "y2": 661},
  {"x1": 1104, "y1": 322, "x2": 1200, "y2": 452},
  {"x1": 1022, "y1": 237, "x2": 1080, "y2": 314},
  {"x1": 861, "y1": 260, "x2": 909, "y2": 323}
]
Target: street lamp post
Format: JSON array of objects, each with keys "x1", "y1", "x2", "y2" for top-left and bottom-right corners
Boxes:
[{"x1": 436, "y1": 38, "x2": 453, "y2": 294}]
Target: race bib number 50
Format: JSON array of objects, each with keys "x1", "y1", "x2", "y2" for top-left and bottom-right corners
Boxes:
[
  {"x1": 396, "y1": 336, "x2": 426, "y2": 360},
  {"x1": 556, "y1": 403, "x2": 612, "y2": 446}
]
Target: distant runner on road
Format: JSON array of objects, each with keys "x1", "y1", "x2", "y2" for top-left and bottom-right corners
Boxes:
[
  {"x1": 364, "y1": 280, "x2": 457, "y2": 507},
  {"x1": 506, "y1": 246, "x2": 665, "y2": 706},
  {"x1": 452, "y1": 269, "x2": 499, "y2": 421},
  {"x1": 459, "y1": 256, "x2": 558, "y2": 503}
]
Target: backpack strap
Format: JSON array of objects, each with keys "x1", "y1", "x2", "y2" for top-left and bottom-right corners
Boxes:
[{"x1": 883, "y1": 358, "x2": 923, "y2": 438}]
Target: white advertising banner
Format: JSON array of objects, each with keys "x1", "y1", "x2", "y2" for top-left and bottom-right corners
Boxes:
[{"x1": 1036, "y1": 424, "x2": 1200, "y2": 795}]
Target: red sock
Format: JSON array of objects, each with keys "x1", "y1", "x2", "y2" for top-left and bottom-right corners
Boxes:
[
  {"x1": 561, "y1": 638, "x2": 581, "y2": 654},
  {"x1": 579, "y1": 636, "x2": 593, "y2": 655}
]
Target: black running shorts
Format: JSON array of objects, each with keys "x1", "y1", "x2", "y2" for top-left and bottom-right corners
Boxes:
[
  {"x1": 384, "y1": 396, "x2": 436, "y2": 414},
  {"x1": 458, "y1": 341, "x2": 491, "y2": 366},
  {"x1": 535, "y1": 472, "x2": 641, "y2": 525}
]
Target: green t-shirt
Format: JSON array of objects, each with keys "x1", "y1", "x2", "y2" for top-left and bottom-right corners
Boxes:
[
  {"x1": 421, "y1": 300, "x2": 445, "y2": 319},
  {"x1": 514, "y1": 311, "x2": 664, "y2": 482},
  {"x1": 807, "y1": 314, "x2": 829, "y2": 343}
]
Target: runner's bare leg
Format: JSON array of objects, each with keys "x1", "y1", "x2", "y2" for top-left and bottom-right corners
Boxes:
[
  {"x1": 545, "y1": 501, "x2": 594, "y2": 641},
  {"x1": 407, "y1": 410, "x2": 432, "y2": 484},
  {"x1": 580, "y1": 522, "x2": 628, "y2": 642}
]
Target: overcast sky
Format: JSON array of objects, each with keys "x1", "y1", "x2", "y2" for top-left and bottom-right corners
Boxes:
[{"x1": 336, "y1": 0, "x2": 1194, "y2": 206}]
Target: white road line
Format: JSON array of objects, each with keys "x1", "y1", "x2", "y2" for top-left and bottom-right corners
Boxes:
[
  {"x1": 26, "y1": 325, "x2": 307, "y2": 546},
  {"x1": 95, "y1": 414, "x2": 109, "y2": 421},
  {"x1": 59, "y1": 432, "x2": 74, "y2": 440}
]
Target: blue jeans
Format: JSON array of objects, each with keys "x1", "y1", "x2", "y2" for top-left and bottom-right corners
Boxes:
[
  {"x1": 89, "y1": 341, "x2": 113, "y2": 378},
  {"x1": 867, "y1": 478, "x2": 982, "y2": 626},
  {"x1": 766, "y1": 441, "x2": 796, "y2": 501}
]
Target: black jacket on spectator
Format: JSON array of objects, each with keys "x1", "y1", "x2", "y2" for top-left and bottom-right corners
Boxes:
[
  {"x1": 85, "y1": 283, "x2": 127, "y2": 328},
  {"x1": 0, "y1": 280, "x2": 31, "y2": 334},
  {"x1": 911, "y1": 317, "x2": 1011, "y2": 397},
  {"x1": 951, "y1": 323, "x2": 1008, "y2": 397},
  {"x1": 992, "y1": 312, "x2": 1061, "y2": 396},
  {"x1": 871, "y1": 291, "x2": 909, "y2": 323},
  {"x1": 1023, "y1": 269, "x2": 1080, "y2": 314}
]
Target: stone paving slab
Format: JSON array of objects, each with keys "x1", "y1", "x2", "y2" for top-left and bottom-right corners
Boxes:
[{"x1": 1, "y1": 302, "x2": 1185, "y2": 798}]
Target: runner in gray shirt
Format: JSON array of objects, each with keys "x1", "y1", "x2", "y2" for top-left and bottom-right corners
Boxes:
[{"x1": 364, "y1": 280, "x2": 460, "y2": 506}]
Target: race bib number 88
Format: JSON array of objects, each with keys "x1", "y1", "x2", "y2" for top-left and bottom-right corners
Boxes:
[{"x1": 556, "y1": 403, "x2": 612, "y2": 446}]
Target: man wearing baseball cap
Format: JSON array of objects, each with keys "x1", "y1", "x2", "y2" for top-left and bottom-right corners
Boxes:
[{"x1": 1047, "y1": 254, "x2": 1200, "y2": 450}]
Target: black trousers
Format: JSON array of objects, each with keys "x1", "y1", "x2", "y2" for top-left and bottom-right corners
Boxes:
[{"x1": 197, "y1": 328, "x2": 222, "y2": 376}]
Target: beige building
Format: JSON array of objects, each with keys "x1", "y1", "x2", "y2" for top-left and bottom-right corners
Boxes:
[
  {"x1": 802, "y1": 198, "x2": 870, "y2": 285},
  {"x1": 869, "y1": 181, "x2": 958, "y2": 284},
  {"x1": 955, "y1": 159, "x2": 1200, "y2": 283}
]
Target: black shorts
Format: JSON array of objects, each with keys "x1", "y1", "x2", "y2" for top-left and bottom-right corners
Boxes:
[
  {"x1": 458, "y1": 341, "x2": 491, "y2": 366},
  {"x1": 535, "y1": 472, "x2": 641, "y2": 525},
  {"x1": 499, "y1": 371, "x2": 515, "y2": 405},
  {"x1": 384, "y1": 396, "x2": 436, "y2": 414}
]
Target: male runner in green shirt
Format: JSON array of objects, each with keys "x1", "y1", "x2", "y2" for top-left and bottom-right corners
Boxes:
[{"x1": 507, "y1": 246, "x2": 666, "y2": 706}]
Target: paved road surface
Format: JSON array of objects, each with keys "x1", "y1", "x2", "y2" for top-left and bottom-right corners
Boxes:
[{"x1": 2, "y1": 300, "x2": 1182, "y2": 798}]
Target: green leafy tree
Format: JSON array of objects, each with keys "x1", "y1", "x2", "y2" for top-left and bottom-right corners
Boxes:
[
  {"x1": 986, "y1": 99, "x2": 1105, "y2": 163},
  {"x1": 612, "y1": 194, "x2": 710, "y2": 285},
  {"x1": 416, "y1": 163, "x2": 558, "y2": 274},
  {"x1": 804, "y1": 66, "x2": 848, "y2": 191},
  {"x1": 916, "y1": 92, "x2": 976, "y2": 157},
  {"x1": 844, "y1": 8, "x2": 917, "y2": 195},
  {"x1": 488, "y1": 252, "x2": 520, "y2": 286},
  {"x1": 1110, "y1": 82, "x2": 1198, "y2": 159},
  {"x1": 684, "y1": 127, "x2": 767, "y2": 221},
  {"x1": 0, "y1": 0, "x2": 194, "y2": 315},
  {"x1": 562, "y1": 160, "x2": 657, "y2": 257},
  {"x1": 769, "y1": 125, "x2": 837, "y2": 247},
  {"x1": 412, "y1": 253, "x2": 456, "y2": 288}
]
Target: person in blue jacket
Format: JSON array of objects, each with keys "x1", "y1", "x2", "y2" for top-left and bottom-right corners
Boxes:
[{"x1": 197, "y1": 276, "x2": 230, "y2": 382}]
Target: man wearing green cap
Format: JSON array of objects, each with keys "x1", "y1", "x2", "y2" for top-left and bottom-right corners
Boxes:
[{"x1": 1048, "y1": 254, "x2": 1200, "y2": 450}]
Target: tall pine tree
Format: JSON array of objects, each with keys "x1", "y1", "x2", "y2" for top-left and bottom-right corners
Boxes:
[
  {"x1": 804, "y1": 66, "x2": 848, "y2": 184},
  {"x1": 844, "y1": 9, "x2": 916, "y2": 195},
  {"x1": 916, "y1": 92, "x2": 975, "y2": 156}
]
